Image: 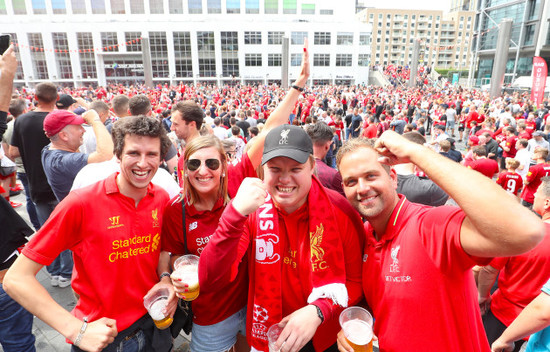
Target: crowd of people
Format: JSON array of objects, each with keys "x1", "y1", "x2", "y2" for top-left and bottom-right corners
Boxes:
[{"x1": 0, "y1": 38, "x2": 550, "y2": 352}]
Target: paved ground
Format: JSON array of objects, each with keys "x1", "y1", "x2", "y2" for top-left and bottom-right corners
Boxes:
[{"x1": 2, "y1": 133, "x2": 466, "y2": 351}]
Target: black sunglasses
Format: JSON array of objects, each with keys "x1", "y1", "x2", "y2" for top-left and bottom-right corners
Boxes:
[{"x1": 186, "y1": 159, "x2": 221, "y2": 171}]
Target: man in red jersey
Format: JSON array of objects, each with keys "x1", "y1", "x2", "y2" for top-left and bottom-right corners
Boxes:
[
  {"x1": 4, "y1": 116, "x2": 176, "y2": 352},
  {"x1": 478, "y1": 176, "x2": 550, "y2": 351},
  {"x1": 500, "y1": 126, "x2": 518, "y2": 169},
  {"x1": 520, "y1": 147, "x2": 550, "y2": 209},
  {"x1": 495, "y1": 158, "x2": 523, "y2": 199},
  {"x1": 336, "y1": 131, "x2": 544, "y2": 352},
  {"x1": 470, "y1": 146, "x2": 500, "y2": 179}
]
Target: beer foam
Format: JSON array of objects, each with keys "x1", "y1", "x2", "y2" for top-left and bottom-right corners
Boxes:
[
  {"x1": 148, "y1": 298, "x2": 167, "y2": 321},
  {"x1": 343, "y1": 319, "x2": 373, "y2": 345},
  {"x1": 176, "y1": 266, "x2": 199, "y2": 289}
]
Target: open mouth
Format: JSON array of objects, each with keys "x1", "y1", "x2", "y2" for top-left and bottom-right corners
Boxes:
[
  {"x1": 132, "y1": 170, "x2": 149, "y2": 179},
  {"x1": 276, "y1": 186, "x2": 295, "y2": 194}
]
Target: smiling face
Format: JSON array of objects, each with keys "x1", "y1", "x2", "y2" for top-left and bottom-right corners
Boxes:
[
  {"x1": 339, "y1": 147, "x2": 399, "y2": 223},
  {"x1": 263, "y1": 156, "x2": 313, "y2": 214},
  {"x1": 186, "y1": 146, "x2": 223, "y2": 199},
  {"x1": 117, "y1": 134, "x2": 161, "y2": 201}
]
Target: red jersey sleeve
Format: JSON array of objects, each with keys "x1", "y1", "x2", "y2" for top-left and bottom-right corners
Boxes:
[
  {"x1": 161, "y1": 196, "x2": 185, "y2": 254},
  {"x1": 418, "y1": 206, "x2": 491, "y2": 273},
  {"x1": 23, "y1": 191, "x2": 85, "y2": 265},
  {"x1": 487, "y1": 257, "x2": 510, "y2": 271},
  {"x1": 227, "y1": 152, "x2": 257, "y2": 198}
]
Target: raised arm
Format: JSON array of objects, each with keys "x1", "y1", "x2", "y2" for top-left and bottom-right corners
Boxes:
[
  {"x1": 246, "y1": 40, "x2": 310, "y2": 168},
  {"x1": 82, "y1": 109, "x2": 114, "y2": 163},
  {"x1": 375, "y1": 130, "x2": 544, "y2": 257}
]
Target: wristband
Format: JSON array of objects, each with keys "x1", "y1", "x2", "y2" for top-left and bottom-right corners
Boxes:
[
  {"x1": 159, "y1": 272, "x2": 171, "y2": 281},
  {"x1": 291, "y1": 85, "x2": 304, "y2": 92},
  {"x1": 313, "y1": 305, "x2": 324, "y2": 323},
  {"x1": 73, "y1": 317, "x2": 88, "y2": 347}
]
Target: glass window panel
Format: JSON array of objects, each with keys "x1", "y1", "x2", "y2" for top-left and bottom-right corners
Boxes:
[
  {"x1": 71, "y1": 0, "x2": 86, "y2": 13},
  {"x1": 291, "y1": 53, "x2": 301, "y2": 66},
  {"x1": 245, "y1": 31, "x2": 261, "y2": 45},
  {"x1": 12, "y1": 0, "x2": 27, "y2": 14},
  {"x1": 337, "y1": 32, "x2": 353, "y2": 45},
  {"x1": 207, "y1": 0, "x2": 221, "y2": 13},
  {"x1": 28, "y1": 33, "x2": 49, "y2": 79},
  {"x1": 313, "y1": 54, "x2": 329, "y2": 66},
  {"x1": 149, "y1": 32, "x2": 169, "y2": 78},
  {"x1": 197, "y1": 31, "x2": 215, "y2": 77},
  {"x1": 189, "y1": 0, "x2": 202, "y2": 13},
  {"x1": 77, "y1": 32, "x2": 97, "y2": 79},
  {"x1": 268, "y1": 53, "x2": 281, "y2": 66},
  {"x1": 7, "y1": 33, "x2": 24, "y2": 79},
  {"x1": 319, "y1": 9, "x2": 332, "y2": 15},
  {"x1": 226, "y1": 0, "x2": 239, "y2": 13},
  {"x1": 301, "y1": 3, "x2": 314, "y2": 15},
  {"x1": 245, "y1": 53, "x2": 262, "y2": 66},
  {"x1": 52, "y1": 32, "x2": 73, "y2": 79},
  {"x1": 314, "y1": 32, "x2": 330, "y2": 45},
  {"x1": 336, "y1": 54, "x2": 352, "y2": 66},
  {"x1": 130, "y1": 0, "x2": 144, "y2": 13},
  {"x1": 52, "y1": 0, "x2": 66, "y2": 13},
  {"x1": 169, "y1": 0, "x2": 182, "y2": 13},
  {"x1": 101, "y1": 32, "x2": 119, "y2": 51},
  {"x1": 283, "y1": 0, "x2": 296, "y2": 14},
  {"x1": 221, "y1": 31, "x2": 239, "y2": 77},
  {"x1": 245, "y1": 0, "x2": 258, "y2": 14},
  {"x1": 110, "y1": 0, "x2": 125, "y2": 14},
  {"x1": 149, "y1": 0, "x2": 163, "y2": 13},
  {"x1": 291, "y1": 31, "x2": 306, "y2": 45},
  {"x1": 125, "y1": 32, "x2": 142, "y2": 52},
  {"x1": 268, "y1": 32, "x2": 284, "y2": 45},
  {"x1": 31, "y1": 0, "x2": 46, "y2": 14},
  {"x1": 264, "y1": 0, "x2": 277, "y2": 14},
  {"x1": 174, "y1": 32, "x2": 193, "y2": 77},
  {"x1": 91, "y1": 0, "x2": 105, "y2": 13}
]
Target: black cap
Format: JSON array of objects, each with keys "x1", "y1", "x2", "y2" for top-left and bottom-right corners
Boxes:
[
  {"x1": 56, "y1": 94, "x2": 77, "y2": 109},
  {"x1": 262, "y1": 125, "x2": 313, "y2": 165}
]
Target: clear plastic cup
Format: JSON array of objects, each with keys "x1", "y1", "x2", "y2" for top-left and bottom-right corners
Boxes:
[
  {"x1": 143, "y1": 287, "x2": 173, "y2": 330},
  {"x1": 267, "y1": 323, "x2": 285, "y2": 352},
  {"x1": 339, "y1": 307, "x2": 374, "y2": 352},
  {"x1": 173, "y1": 254, "x2": 200, "y2": 301}
]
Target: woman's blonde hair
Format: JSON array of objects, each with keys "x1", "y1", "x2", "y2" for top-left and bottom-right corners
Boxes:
[{"x1": 182, "y1": 135, "x2": 230, "y2": 206}]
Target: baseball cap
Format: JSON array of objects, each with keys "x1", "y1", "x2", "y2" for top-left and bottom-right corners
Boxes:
[
  {"x1": 469, "y1": 135, "x2": 479, "y2": 146},
  {"x1": 533, "y1": 131, "x2": 544, "y2": 137},
  {"x1": 261, "y1": 125, "x2": 313, "y2": 165},
  {"x1": 44, "y1": 110, "x2": 85, "y2": 138},
  {"x1": 56, "y1": 94, "x2": 77, "y2": 109}
]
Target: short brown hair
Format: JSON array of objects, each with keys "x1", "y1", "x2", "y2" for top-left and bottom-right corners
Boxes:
[
  {"x1": 172, "y1": 101, "x2": 204, "y2": 128},
  {"x1": 112, "y1": 94, "x2": 130, "y2": 116},
  {"x1": 111, "y1": 115, "x2": 171, "y2": 160},
  {"x1": 35, "y1": 82, "x2": 58, "y2": 104},
  {"x1": 128, "y1": 95, "x2": 151, "y2": 116}
]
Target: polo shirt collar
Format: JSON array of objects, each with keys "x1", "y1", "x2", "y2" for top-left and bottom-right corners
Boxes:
[
  {"x1": 186, "y1": 197, "x2": 225, "y2": 216},
  {"x1": 366, "y1": 194, "x2": 410, "y2": 244}
]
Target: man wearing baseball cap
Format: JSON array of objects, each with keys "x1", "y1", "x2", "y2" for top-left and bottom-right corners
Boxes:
[
  {"x1": 40, "y1": 109, "x2": 113, "y2": 288},
  {"x1": 199, "y1": 124, "x2": 365, "y2": 352},
  {"x1": 56, "y1": 94, "x2": 89, "y2": 112}
]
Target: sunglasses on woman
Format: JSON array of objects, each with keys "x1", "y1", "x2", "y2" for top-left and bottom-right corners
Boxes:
[{"x1": 186, "y1": 158, "x2": 221, "y2": 171}]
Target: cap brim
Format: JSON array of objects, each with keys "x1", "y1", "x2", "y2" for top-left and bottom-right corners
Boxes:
[
  {"x1": 70, "y1": 116, "x2": 86, "y2": 125},
  {"x1": 261, "y1": 148, "x2": 310, "y2": 165}
]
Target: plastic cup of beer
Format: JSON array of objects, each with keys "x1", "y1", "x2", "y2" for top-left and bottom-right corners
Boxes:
[
  {"x1": 339, "y1": 307, "x2": 374, "y2": 352},
  {"x1": 267, "y1": 323, "x2": 285, "y2": 352},
  {"x1": 143, "y1": 287, "x2": 173, "y2": 330},
  {"x1": 173, "y1": 254, "x2": 200, "y2": 301}
]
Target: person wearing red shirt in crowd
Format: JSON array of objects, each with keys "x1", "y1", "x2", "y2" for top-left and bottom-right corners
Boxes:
[
  {"x1": 465, "y1": 105, "x2": 480, "y2": 142},
  {"x1": 477, "y1": 176, "x2": 550, "y2": 351},
  {"x1": 377, "y1": 115, "x2": 390, "y2": 137},
  {"x1": 496, "y1": 158, "x2": 524, "y2": 200},
  {"x1": 362, "y1": 116, "x2": 378, "y2": 139},
  {"x1": 520, "y1": 148, "x2": 550, "y2": 209},
  {"x1": 470, "y1": 146, "x2": 500, "y2": 179},
  {"x1": 335, "y1": 132, "x2": 544, "y2": 352},
  {"x1": 500, "y1": 126, "x2": 519, "y2": 169},
  {"x1": 4, "y1": 116, "x2": 176, "y2": 352},
  {"x1": 524, "y1": 113, "x2": 537, "y2": 136},
  {"x1": 199, "y1": 125, "x2": 364, "y2": 352},
  {"x1": 516, "y1": 122, "x2": 531, "y2": 140},
  {"x1": 163, "y1": 46, "x2": 312, "y2": 352}
]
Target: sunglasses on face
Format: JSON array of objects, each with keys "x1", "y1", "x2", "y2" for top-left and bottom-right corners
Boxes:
[{"x1": 186, "y1": 158, "x2": 221, "y2": 171}]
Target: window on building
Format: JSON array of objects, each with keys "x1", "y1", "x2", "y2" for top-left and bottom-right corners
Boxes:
[
  {"x1": 28, "y1": 33, "x2": 48, "y2": 79},
  {"x1": 169, "y1": 0, "x2": 183, "y2": 13},
  {"x1": 70, "y1": 0, "x2": 86, "y2": 13},
  {"x1": 291, "y1": 31, "x2": 307, "y2": 45},
  {"x1": 149, "y1": 32, "x2": 168, "y2": 78},
  {"x1": 245, "y1": 53, "x2": 262, "y2": 66},
  {"x1": 268, "y1": 32, "x2": 284, "y2": 45},
  {"x1": 207, "y1": 0, "x2": 221, "y2": 13},
  {"x1": 291, "y1": 53, "x2": 302, "y2": 66},
  {"x1": 336, "y1": 54, "x2": 352, "y2": 66},
  {"x1": 100, "y1": 33, "x2": 118, "y2": 52},
  {"x1": 319, "y1": 9, "x2": 332, "y2": 15},
  {"x1": 226, "y1": 0, "x2": 240, "y2": 13},
  {"x1": 524, "y1": 24, "x2": 535, "y2": 46},
  {"x1": 359, "y1": 33, "x2": 369, "y2": 45},
  {"x1": 31, "y1": 0, "x2": 46, "y2": 14},
  {"x1": 301, "y1": 3, "x2": 315, "y2": 14},
  {"x1": 265, "y1": 0, "x2": 277, "y2": 14},
  {"x1": 6, "y1": 33, "x2": 24, "y2": 79},
  {"x1": 197, "y1": 32, "x2": 215, "y2": 77},
  {"x1": 314, "y1": 32, "x2": 330, "y2": 45},
  {"x1": 174, "y1": 31, "x2": 193, "y2": 77},
  {"x1": 52, "y1": 0, "x2": 66, "y2": 14},
  {"x1": 358, "y1": 54, "x2": 369, "y2": 66},
  {"x1": 110, "y1": 0, "x2": 125, "y2": 14},
  {"x1": 268, "y1": 53, "x2": 282, "y2": 66},
  {"x1": 313, "y1": 53, "x2": 329, "y2": 66},
  {"x1": 12, "y1": 0, "x2": 26, "y2": 14},
  {"x1": 91, "y1": 0, "x2": 105, "y2": 13},
  {"x1": 125, "y1": 32, "x2": 142, "y2": 52},
  {"x1": 130, "y1": 0, "x2": 144, "y2": 13},
  {"x1": 220, "y1": 31, "x2": 239, "y2": 77},
  {"x1": 76, "y1": 33, "x2": 96, "y2": 79},
  {"x1": 52, "y1": 33, "x2": 73, "y2": 79},
  {"x1": 337, "y1": 32, "x2": 353, "y2": 45},
  {"x1": 283, "y1": 0, "x2": 296, "y2": 14},
  {"x1": 149, "y1": 0, "x2": 163, "y2": 13},
  {"x1": 246, "y1": 0, "x2": 259, "y2": 14},
  {"x1": 245, "y1": 31, "x2": 262, "y2": 44},
  {"x1": 188, "y1": 0, "x2": 202, "y2": 13}
]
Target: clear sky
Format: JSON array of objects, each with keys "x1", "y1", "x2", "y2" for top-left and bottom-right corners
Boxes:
[{"x1": 360, "y1": 0, "x2": 450, "y2": 12}]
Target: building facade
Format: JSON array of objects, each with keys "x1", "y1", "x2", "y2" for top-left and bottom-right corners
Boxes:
[
  {"x1": 0, "y1": 0, "x2": 371, "y2": 87},
  {"x1": 473, "y1": 0, "x2": 550, "y2": 86},
  {"x1": 358, "y1": 8, "x2": 474, "y2": 71}
]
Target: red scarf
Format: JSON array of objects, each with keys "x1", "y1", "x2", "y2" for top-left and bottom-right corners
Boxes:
[{"x1": 249, "y1": 177, "x2": 348, "y2": 352}]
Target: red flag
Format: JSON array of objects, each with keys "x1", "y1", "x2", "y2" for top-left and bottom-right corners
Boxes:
[{"x1": 531, "y1": 57, "x2": 547, "y2": 106}]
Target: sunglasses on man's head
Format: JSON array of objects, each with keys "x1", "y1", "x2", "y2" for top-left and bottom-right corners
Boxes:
[{"x1": 186, "y1": 159, "x2": 221, "y2": 171}]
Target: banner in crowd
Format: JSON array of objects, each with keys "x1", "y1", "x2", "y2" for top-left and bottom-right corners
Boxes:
[{"x1": 531, "y1": 56, "x2": 547, "y2": 106}]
